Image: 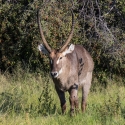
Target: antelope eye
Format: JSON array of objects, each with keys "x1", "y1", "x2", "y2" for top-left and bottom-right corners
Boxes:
[{"x1": 59, "y1": 57, "x2": 62, "y2": 60}]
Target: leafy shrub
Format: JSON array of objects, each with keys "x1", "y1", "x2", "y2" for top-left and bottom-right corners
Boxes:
[
  {"x1": 0, "y1": 0, "x2": 125, "y2": 78},
  {"x1": 38, "y1": 76, "x2": 56, "y2": 116}
]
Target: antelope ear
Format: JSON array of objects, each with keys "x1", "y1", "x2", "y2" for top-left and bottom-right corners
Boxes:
[
  {"x1": 38, "y1": 44, "x2": 49, "y2": 55},
  {"x1": 62, "y1": 44, "x2": 75, "y2": 56}
]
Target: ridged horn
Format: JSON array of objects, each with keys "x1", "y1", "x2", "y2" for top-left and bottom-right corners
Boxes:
[
  {"x1": 37, "y1": 10, "x2": 52, "y2": 53},
  {"x1": 59, "y1": 10, "x2": 75, "y2": 53}
]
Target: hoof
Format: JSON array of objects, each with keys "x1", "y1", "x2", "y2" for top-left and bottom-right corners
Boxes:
[{"x1": 70, "y1": 109, "x2": 75, "y2": 117}]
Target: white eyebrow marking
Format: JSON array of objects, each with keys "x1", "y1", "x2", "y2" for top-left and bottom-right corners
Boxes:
[{"x1": 56, "y1": 58, "x2": 59, "y2": 64}]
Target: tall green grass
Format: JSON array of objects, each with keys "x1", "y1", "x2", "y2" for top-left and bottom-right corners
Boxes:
[{"x1": 0, "y1": 69, "x2": 125, "y2": 125}]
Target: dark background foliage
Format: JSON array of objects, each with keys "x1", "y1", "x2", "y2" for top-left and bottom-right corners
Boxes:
[{"x1": 1, "y1": 0, "x2": 125, "y2": 77}]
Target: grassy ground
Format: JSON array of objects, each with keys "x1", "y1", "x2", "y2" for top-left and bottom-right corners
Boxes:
[{"x1": 0, "y1": 72, "x2": 125, "y2": 125}]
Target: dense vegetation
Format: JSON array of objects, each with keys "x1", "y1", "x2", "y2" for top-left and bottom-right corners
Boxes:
[
  {"x1": 0, "y1": 0, "x2": 125, "y2": 124},
  {"x1": 1, "y1": 0, "x2": 125, "y2": 75}
]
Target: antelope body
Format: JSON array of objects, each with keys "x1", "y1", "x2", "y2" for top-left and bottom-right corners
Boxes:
[{"x1": 37, "y1": 10, "x2": 94, "y2": 116}]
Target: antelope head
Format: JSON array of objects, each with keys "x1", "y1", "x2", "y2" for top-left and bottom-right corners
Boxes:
[{"x1": 37, "y1": 10, "x2": 75, "y2": 78}]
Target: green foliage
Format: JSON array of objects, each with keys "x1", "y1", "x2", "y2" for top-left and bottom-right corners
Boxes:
[
  {"x1": 78, "y1": 0, "x2": 125, "y2": 76},
  {"x1": 1, "y1": 1, "x2": 41, "y2": 71},
  {"x1": 0, "y1": 0, "x2": 125, "y2": 77},
  {"x1": 1, "y1": 1, "x2": 125, "y2": 123},
  {"x1": 38, "y1": 75, "x2": 56, "y2": 116}
]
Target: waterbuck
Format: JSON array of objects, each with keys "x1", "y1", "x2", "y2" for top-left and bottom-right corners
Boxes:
[{"x1": 37, "y1": 10, "x2": 94, "y2": 116}]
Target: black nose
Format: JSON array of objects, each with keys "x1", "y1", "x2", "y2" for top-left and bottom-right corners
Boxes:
[{"x1": 51, "y1": 72, "x2": 57, "y2": 77}]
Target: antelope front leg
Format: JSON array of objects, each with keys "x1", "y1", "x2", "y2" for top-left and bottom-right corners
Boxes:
[
  {"x1": 68, "y1": 84, "x2": 79, "y2": 116},
  {"x1": 55, "y1": 86, "x2": 66, "y2": 114}
]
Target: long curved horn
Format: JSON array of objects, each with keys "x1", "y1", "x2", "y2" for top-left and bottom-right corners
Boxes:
[
  {"x1": 59, "y1": 10, "x2": 75, "y2": 53},
  {"x1": 37, "y1": 10, "x2": 52, "y2": 53}
]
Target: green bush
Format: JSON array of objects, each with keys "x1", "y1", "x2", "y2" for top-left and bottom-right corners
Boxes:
[{"x1": 0, "y1": 0, "x2": 125, "y2": 78}]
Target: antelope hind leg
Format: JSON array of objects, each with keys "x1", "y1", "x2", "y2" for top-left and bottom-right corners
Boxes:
[{"x1": 81, "y1": 72, "x2": 92, "y2": 112}]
